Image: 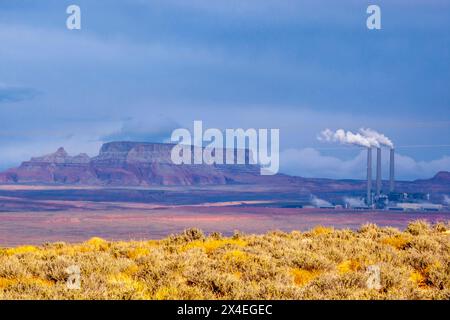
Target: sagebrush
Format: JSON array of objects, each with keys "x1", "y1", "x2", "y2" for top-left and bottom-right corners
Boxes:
[{"x1": 0, "y1": 220, "x2": 449, "y2": 299}]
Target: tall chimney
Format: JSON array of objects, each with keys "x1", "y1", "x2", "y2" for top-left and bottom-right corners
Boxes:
[
  {"x1": 376, "y1": 148, "x2": 382, "y2": 197},
  {"x1": 389, "y1": 148, "x2": 395, "y2": 192},
  {"x1": 367, "y1": 148, "x2": 372, "y2": 206}
]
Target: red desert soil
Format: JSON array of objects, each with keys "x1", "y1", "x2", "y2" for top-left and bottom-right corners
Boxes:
[{"x1": 1, "y1": 205, "x2": 449, "y2": 247}]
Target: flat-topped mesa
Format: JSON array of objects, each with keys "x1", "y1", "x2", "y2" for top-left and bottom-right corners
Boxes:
[
  {"x1": 92, "y1": 142, "x2": 175, "y2": 166},
  {"x1": 92, "y1": 141, "x2": 256, "y2": 166},
  {"x1": 90, "y1": 141, "x2": 259, "y2": 186}
]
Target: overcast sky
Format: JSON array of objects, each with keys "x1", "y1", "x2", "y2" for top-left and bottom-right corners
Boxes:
[{"x1": 0, "y1": 0, "x2": 449, "y2": 180}]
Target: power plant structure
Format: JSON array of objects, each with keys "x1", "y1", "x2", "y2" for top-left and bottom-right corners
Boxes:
[
  {"x1": 366, "y1": 148, "x2": 372, "y2": 206},
  {"x1": 389, "y1": 148, "x2": 395, "y2": 192},
  {"x1": 320, "y1": 128, "x2": 443, "y2": 211},
  {"x1": 365, "y1": 146, "x2": 395, "y2": 206},
  {"x1": 376, "y1": 148, "x2": 382, "y2": 196}
]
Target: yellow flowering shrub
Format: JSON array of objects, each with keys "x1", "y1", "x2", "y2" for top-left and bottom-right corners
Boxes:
[
  {"x1": 292, "y1": 268, "x2": 321, "y2": 286},
  {"x1": 337, "y1": 260, "x2": 361, "y2": 274},
  {"x1": 181, "y1": 238, "x2": 247, "y2": 254},
  {"x1": 6, "y1": 245, "x2": 38, "y2": 256},
  {"x1": 311, "y1": 226, "x2": 334, "y2": 235}
]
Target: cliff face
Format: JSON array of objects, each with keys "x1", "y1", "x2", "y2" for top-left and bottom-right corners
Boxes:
[
  {"x1": 0, "y1": 147, "x2": 97, "y2": 184},
  {"x1": 0, "y1": 142, "x2": 261, "y2": 186}
]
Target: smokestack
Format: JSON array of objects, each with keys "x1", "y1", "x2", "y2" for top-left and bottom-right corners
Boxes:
[
  {"x1": 367, "y1": 148, "x2": 372, "y2": 206},
  {"x1": 389, "y1": 148, "x2": 395, "y2": 192},
  {"x1": 376, "y1": 148, "x2": 382, "y2": 196}
]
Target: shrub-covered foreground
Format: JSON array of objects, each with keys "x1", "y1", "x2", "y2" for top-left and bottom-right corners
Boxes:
[{"x1": 1, "y1": 220, "x2": 449, "y2": 300}]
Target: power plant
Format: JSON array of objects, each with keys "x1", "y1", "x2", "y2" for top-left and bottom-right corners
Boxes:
[{"x1": 320, "y1": 128, "x2": 444, "y2": 211}]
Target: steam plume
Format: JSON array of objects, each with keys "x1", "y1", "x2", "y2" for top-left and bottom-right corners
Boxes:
[
  {"x1": 343, "y1": 197, "x2": 366, "y2": 207},
  {"x1": 310, "y1": 195, "x2": 332, "y2": 207},
  {"x1": 319, "y1": 129, "x2": 380, "y2": 148},
  {"x1": 444, "y1": 195, "x2": 450, "y2": 205},
  {"x1": 359, "y1": 128, "x2": 394, "y2": 148}
]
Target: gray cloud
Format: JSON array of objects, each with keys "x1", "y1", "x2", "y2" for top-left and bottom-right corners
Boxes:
[
  {"x1": 101, "y1": 116, "x2": 181, "y2": 143},
  {"x1": 0, "y1": 85, "x2": 38, "y2": 103}
]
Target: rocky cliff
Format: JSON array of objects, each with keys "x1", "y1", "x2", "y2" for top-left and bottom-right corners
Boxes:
[
  {"x1": 0, "y1": 147, "x2": 97, "y2": 184},
  {"x1": 0, "y1": 142, "x2": 261, "y2": 186}
]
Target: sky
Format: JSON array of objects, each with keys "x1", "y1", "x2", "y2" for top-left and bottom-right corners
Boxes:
[{"x1": 0, "y1": 0, "x2": 449, "y2": 180}]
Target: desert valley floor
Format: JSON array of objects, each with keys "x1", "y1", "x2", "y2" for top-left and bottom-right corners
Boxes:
[{"x1": 1, "y1": 185, "x2": 449, "y2": 247}]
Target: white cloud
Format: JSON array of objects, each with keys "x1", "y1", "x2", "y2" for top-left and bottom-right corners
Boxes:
[
  {"x1": 280, "y1": 147, "x2": 450, "y2": 180},
  {"x1": 280, "y1": 148, "x2": 366, "y2": 179},
  {"x1": 395, "y1": 153, "x2": 450, "y2": 180}
]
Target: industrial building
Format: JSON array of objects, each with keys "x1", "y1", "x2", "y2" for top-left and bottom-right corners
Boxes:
[{"x1": 359, "y1": 146, "x2": 444, "y2": 212}]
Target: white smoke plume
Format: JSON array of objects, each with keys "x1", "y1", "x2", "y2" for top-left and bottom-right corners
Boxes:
[
  {"x1": 343, "y1": 197, "x2": 366, "y2": 207},
  {"x1": 318, "y1": 129, "x2": 380, "y2": 148},
  {"x1": 310, "y1": 195, "x2": 332, "y2": 207},
  {"x1": 359, "y1": 128, "x2": 394, "y2": 149},
  {"x1": 444, "y1": 195, "x2": 450, "y2": 205}
]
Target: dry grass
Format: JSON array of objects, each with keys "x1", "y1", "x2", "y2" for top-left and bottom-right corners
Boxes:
[{"x1": 0, "y1": 220, "x2": 449, "y2": 300}]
